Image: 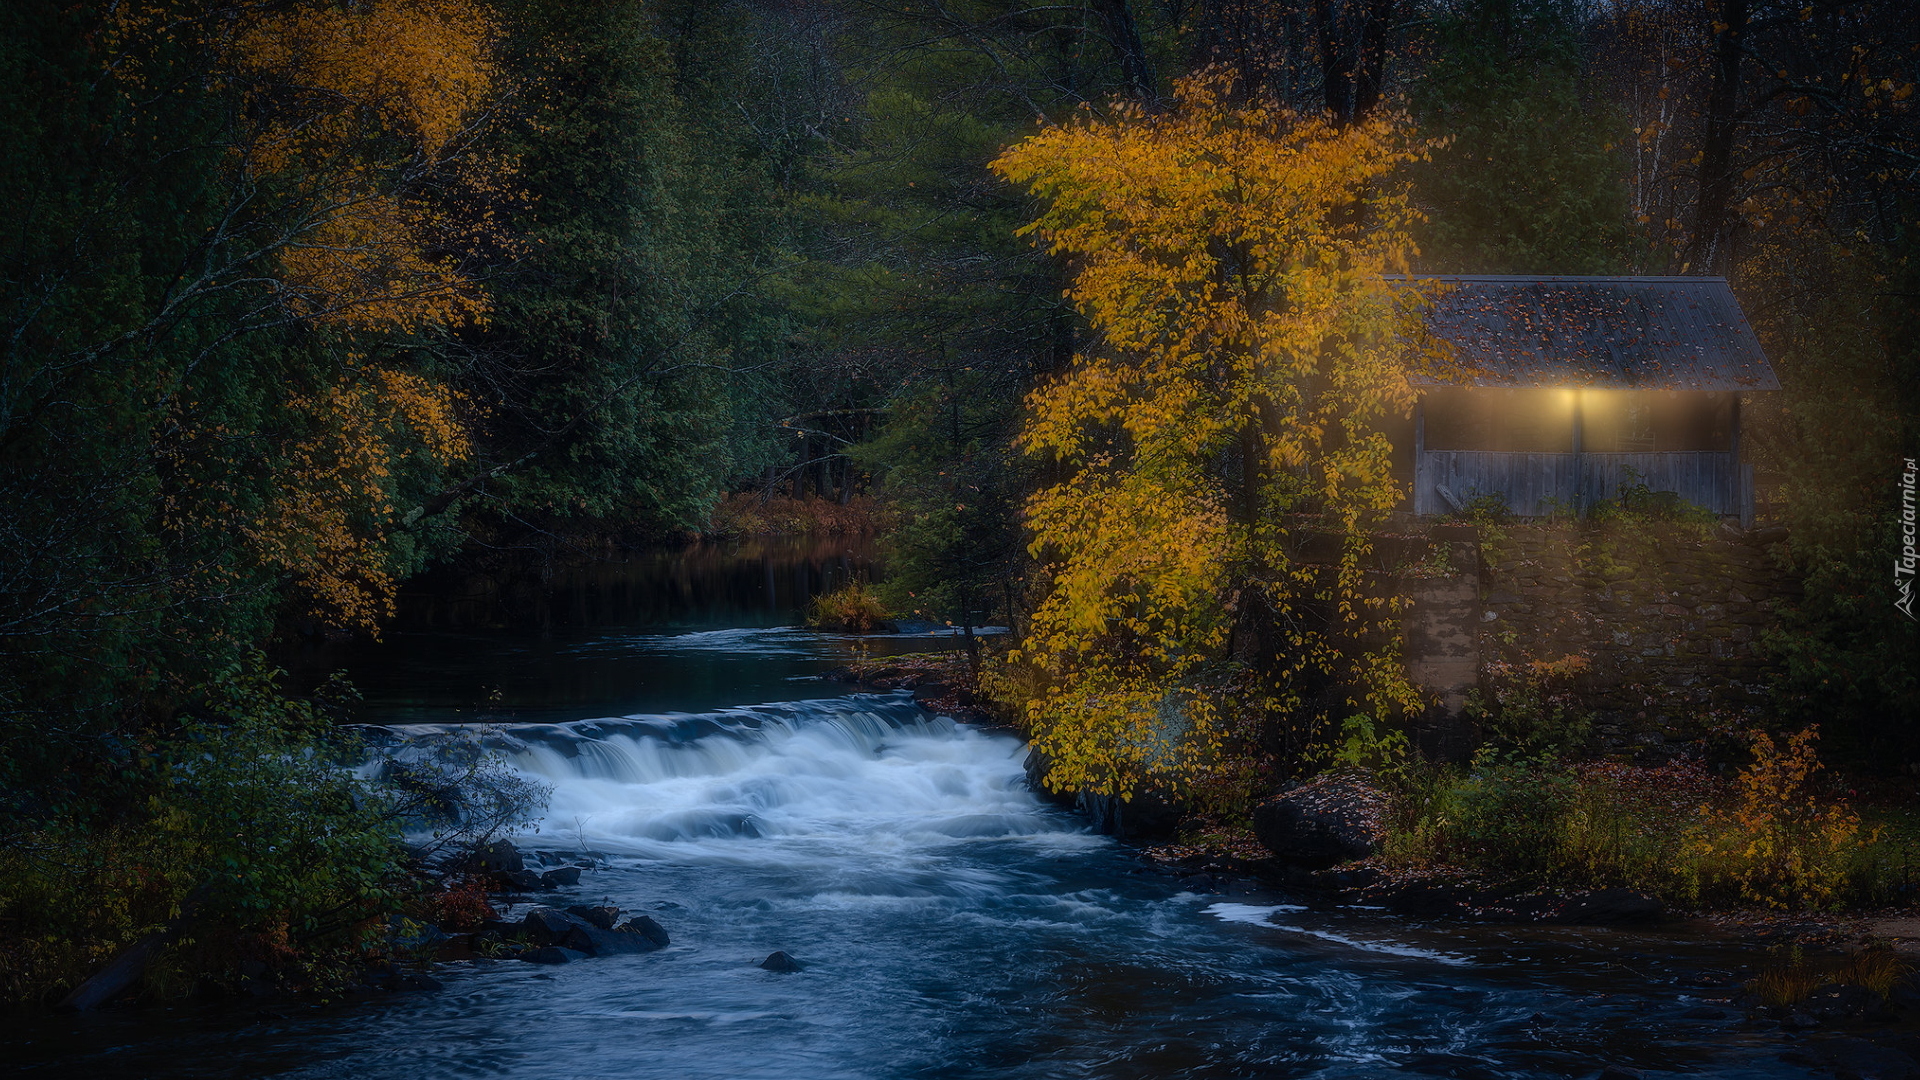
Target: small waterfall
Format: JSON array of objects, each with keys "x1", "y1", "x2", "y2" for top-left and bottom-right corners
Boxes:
[{"x1": 363, "y1": 692, "x2": 1074, "y2": 863}]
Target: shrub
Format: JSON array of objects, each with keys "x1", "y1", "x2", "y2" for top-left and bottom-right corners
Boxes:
[
  {"x1": 806, "y1": 580, "x2": 895, "y2": 632},
  {"x1": 1468, "y1": 654, "x2": 1594, "y2": 761},
  {"x1": 0, "y1": 657, "x2": 546, "y2": 1005},
  {"x1": 1375, "y1": 726, "x2": 1894, "y2": 911},
  {"x1": 1692, "y1": 726, "x2": 1871, "y2": 910}
]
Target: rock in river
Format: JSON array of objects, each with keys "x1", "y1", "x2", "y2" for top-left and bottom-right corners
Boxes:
[
  {"x1": 759, "y1": 951, "x2": 803, "y2": 972},
  {"x1": 1252, "y1": 771, "x2": 1384, "y2": 867}
]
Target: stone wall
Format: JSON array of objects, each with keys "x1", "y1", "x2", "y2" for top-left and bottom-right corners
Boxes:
[{"x1": 1401, "y1": 521, "x2": 1798, "y2": 760}]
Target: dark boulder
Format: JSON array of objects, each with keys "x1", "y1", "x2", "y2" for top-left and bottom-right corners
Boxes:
[
  {"x1": 495, "y1": 869, "x2": 549, "y2": 892},
  {"x1": 566, "y1": 905, "x2": 620, "y2": 930},
  {"x1": 466, "y1": 839, "x2": 524, "y2": 874},
  {"x1": 521, "y1": 907, "x2": 581, "y2": 947},
  {"x1": 617, "y1": 915, "x2": 671, "y2": 949},
  {"x1": 1022, "y1": 748, "x2": 1076, "y2": 808},
  {"x1": 1803, "y1": 983, "x2": 1897, "y2": 1024},
  {"x1": 560, "y1": 924, "x2": 657, "y2": 957},
  {"x1": 1253, "y1": 772, "x2": 1384, "y2": 867},
  {"x1": 520, "y1": 946, "x2": 588, "y2": 965},
  {"x1": 759, "y1": 951, "x2": 803, "y2": 972},
  {"x1": 541, "y1": 867, "x2": 582, "y2": 888}
]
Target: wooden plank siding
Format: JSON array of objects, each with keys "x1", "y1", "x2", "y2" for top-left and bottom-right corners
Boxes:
[{"x1": 1415, "y1": 450, "x2": 1745, "y2": 518}]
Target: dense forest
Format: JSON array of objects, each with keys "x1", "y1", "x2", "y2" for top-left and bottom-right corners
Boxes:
[{"x1": 1, "y1": 0, "x2": 1916, "y2": 1005}]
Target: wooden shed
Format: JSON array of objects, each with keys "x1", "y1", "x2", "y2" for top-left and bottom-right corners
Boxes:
[{"x1": 1392, "y1": 275, "x2": 1778, "y2": 526}]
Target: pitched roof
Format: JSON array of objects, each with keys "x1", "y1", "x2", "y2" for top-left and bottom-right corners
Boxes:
[{"x1": 1389, "y1": 275, "x2": 1780, "y2": 391}]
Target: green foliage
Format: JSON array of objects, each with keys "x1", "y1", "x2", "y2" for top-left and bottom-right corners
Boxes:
[
  {"x1": 0, "y1": 658, "x2": 545, "y2": 1005},
  {"x1": 1467, "y1": 654, "x2": 1594, "y2": 761},
  {"x1": 1587, "y1": 466, "x2": 1719, "y2": 533},
  {"x1": 470, "y1": 0, "x2": 792, "y2": 543},
  {"x1": 1755, "y1": 249, "x2": 1920, "y2": 764},
  {"x1": 1408, "y1": 0, "x2": 1637, "y2": 275},
  {"x1": 1378, "y1": 733, "x2": 1906, "y2": 910},
  {"x1": 1326, "y1": 715, "x2": 1414, "y2": 778}
]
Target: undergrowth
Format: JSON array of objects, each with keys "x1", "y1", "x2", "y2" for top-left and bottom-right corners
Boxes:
[{"x1": 1375, "y1": 725, "x2": 1917, "y2": 911}]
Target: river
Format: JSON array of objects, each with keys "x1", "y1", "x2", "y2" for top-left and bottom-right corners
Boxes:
[{"x1": 5, "y1": 539, "x2": 1844, "y2": 1078}]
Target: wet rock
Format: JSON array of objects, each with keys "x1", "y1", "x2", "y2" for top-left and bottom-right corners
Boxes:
[
  {"x1": 1022, "y1": 747, "x2": 1182, "y2": 839},
  {"x1": 1252, "y1": 772, "x2": 1383, "y2": 868},
  {"x1": 1803, "y1": 983, "x2": 1896, "y2": 1024},
  {"x1": 520, "y1": 946, "x2": 588, "y2": 965},
  {"x1": 521, "y1": 907, "x2": 581, "y2": 946},
  {"x1": 1780, "y1": 1010, "x2": 1821, "y2": 1031},
  {"x1": 560, "y1": 925, "x2": 656, "y2": 957},
  {"x1": 1815, "y1": 1037, "x2": 1920, "y2": 1080},
  {"x1": 1022, "y1": 748, "x2": 1076, "y2": 808},
  {"x1": 617, "y1": 915, "x2": 671, "y2": 949},
  {"x1": 1075, "y1": 785, "x2": 1183, "y2": 841},
  {"x1": 495, "y1": 869, "x2": 549, "y2": 892},
  {"x1": 759, "y1": 951, "x2": 803, "y2": 972},
  {"x1": 541, "y1": 866, "x2": 582, "y2": 888},
  {"x1": 566, "y1": 905, "x2": 620, "y2": 931},
  {"x1": 465, "y1": 839, "x2": 524, "y2": 874}
]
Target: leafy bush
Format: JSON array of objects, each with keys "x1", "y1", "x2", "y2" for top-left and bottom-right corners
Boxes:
[
  {"x1": 1467, "y1": 654, "x2": 1594, "y2": 761},
  {"x1": 1589, "y1": 466, "x2": 1718, "y2": 533},
  {"x1": 1693, "y1": 726, "x2": 1871, "y2": 909},
  {"x1": 0, "y1": 658, "x2": 545, "y2": 1005},
  {"x1": 1377, "y1": 726, "x2": 1889, "y2": 910}
]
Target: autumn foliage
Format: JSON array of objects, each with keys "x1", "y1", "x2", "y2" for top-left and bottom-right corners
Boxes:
[{"x1": 992, "y1": 74, "x2": 1431, "y2": 798}]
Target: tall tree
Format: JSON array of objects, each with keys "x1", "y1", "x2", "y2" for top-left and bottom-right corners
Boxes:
[
  {"x1": 992, "y1": 72, "x2": 1430, "y2": 798},
  {"x1": 1408, "y1": 0, "x2": 1637, "y2": 273}
]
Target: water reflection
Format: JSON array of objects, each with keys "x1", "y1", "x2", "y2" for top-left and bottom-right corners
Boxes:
[{"x1": 278, "y1": 536, "x2": 942, "y2": 723}]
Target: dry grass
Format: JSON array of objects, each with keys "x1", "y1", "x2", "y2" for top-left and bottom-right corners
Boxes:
[
  {"x1": 708, "y1": 493, "x2": 887, "y2": 537},
  {"x1": 1833, "y1": 943, "x2": 1912, "y2": 998},
  {"x1": 1748, "y1": 948, "x2": 1822, "y2": 1007},
  {"x1": 806, "y1": 581, "x2": 893, "y2": 632}
]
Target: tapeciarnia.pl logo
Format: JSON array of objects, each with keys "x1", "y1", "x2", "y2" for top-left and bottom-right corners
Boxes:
[{"x1": 1899, "y1": 457, "x2": 1917, "y2": 621}]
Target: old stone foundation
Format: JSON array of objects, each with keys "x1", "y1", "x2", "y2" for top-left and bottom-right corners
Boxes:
[{"x1": 1403, "y1": 521, "x2": 1797, "y2": 761}]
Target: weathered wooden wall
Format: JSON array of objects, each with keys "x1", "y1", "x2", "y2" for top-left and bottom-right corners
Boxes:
[{"x1": 1415, "y1": 450, "x2": 1750, "y2": 520}]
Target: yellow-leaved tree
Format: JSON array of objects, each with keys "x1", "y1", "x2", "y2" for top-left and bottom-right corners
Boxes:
[
  {"x1": 115, "y1": 0, "x2": 505, "y2": 632},
  {"x1": 991, "y1": 73, "x2": 1432, "y2": 800}
]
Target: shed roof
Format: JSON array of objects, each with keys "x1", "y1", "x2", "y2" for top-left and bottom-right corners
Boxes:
[{"x1": 1389, "y1": 275, "x2": 1780, "y2": 391}]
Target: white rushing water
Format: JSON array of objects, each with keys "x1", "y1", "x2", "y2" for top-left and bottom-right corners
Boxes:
[{"x1": 496, "y1": 695, "x2": 1081, "y2": 861}]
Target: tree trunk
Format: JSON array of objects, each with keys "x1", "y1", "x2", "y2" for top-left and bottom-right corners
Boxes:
[
  {"x1": 1690, "y1": 0, "x2": 1748, "y2": 275},
  {"x1": 1096, "y1": 0, "x2": 1157, "y2": 103},
  {"x1": 1313, "y1": 0, "x2": 1398, "y2": 125}
]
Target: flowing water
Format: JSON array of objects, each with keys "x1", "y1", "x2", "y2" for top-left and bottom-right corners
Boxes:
[{"x1": 3, "y1": 541, "x2": 1859, "y2": 1078}]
